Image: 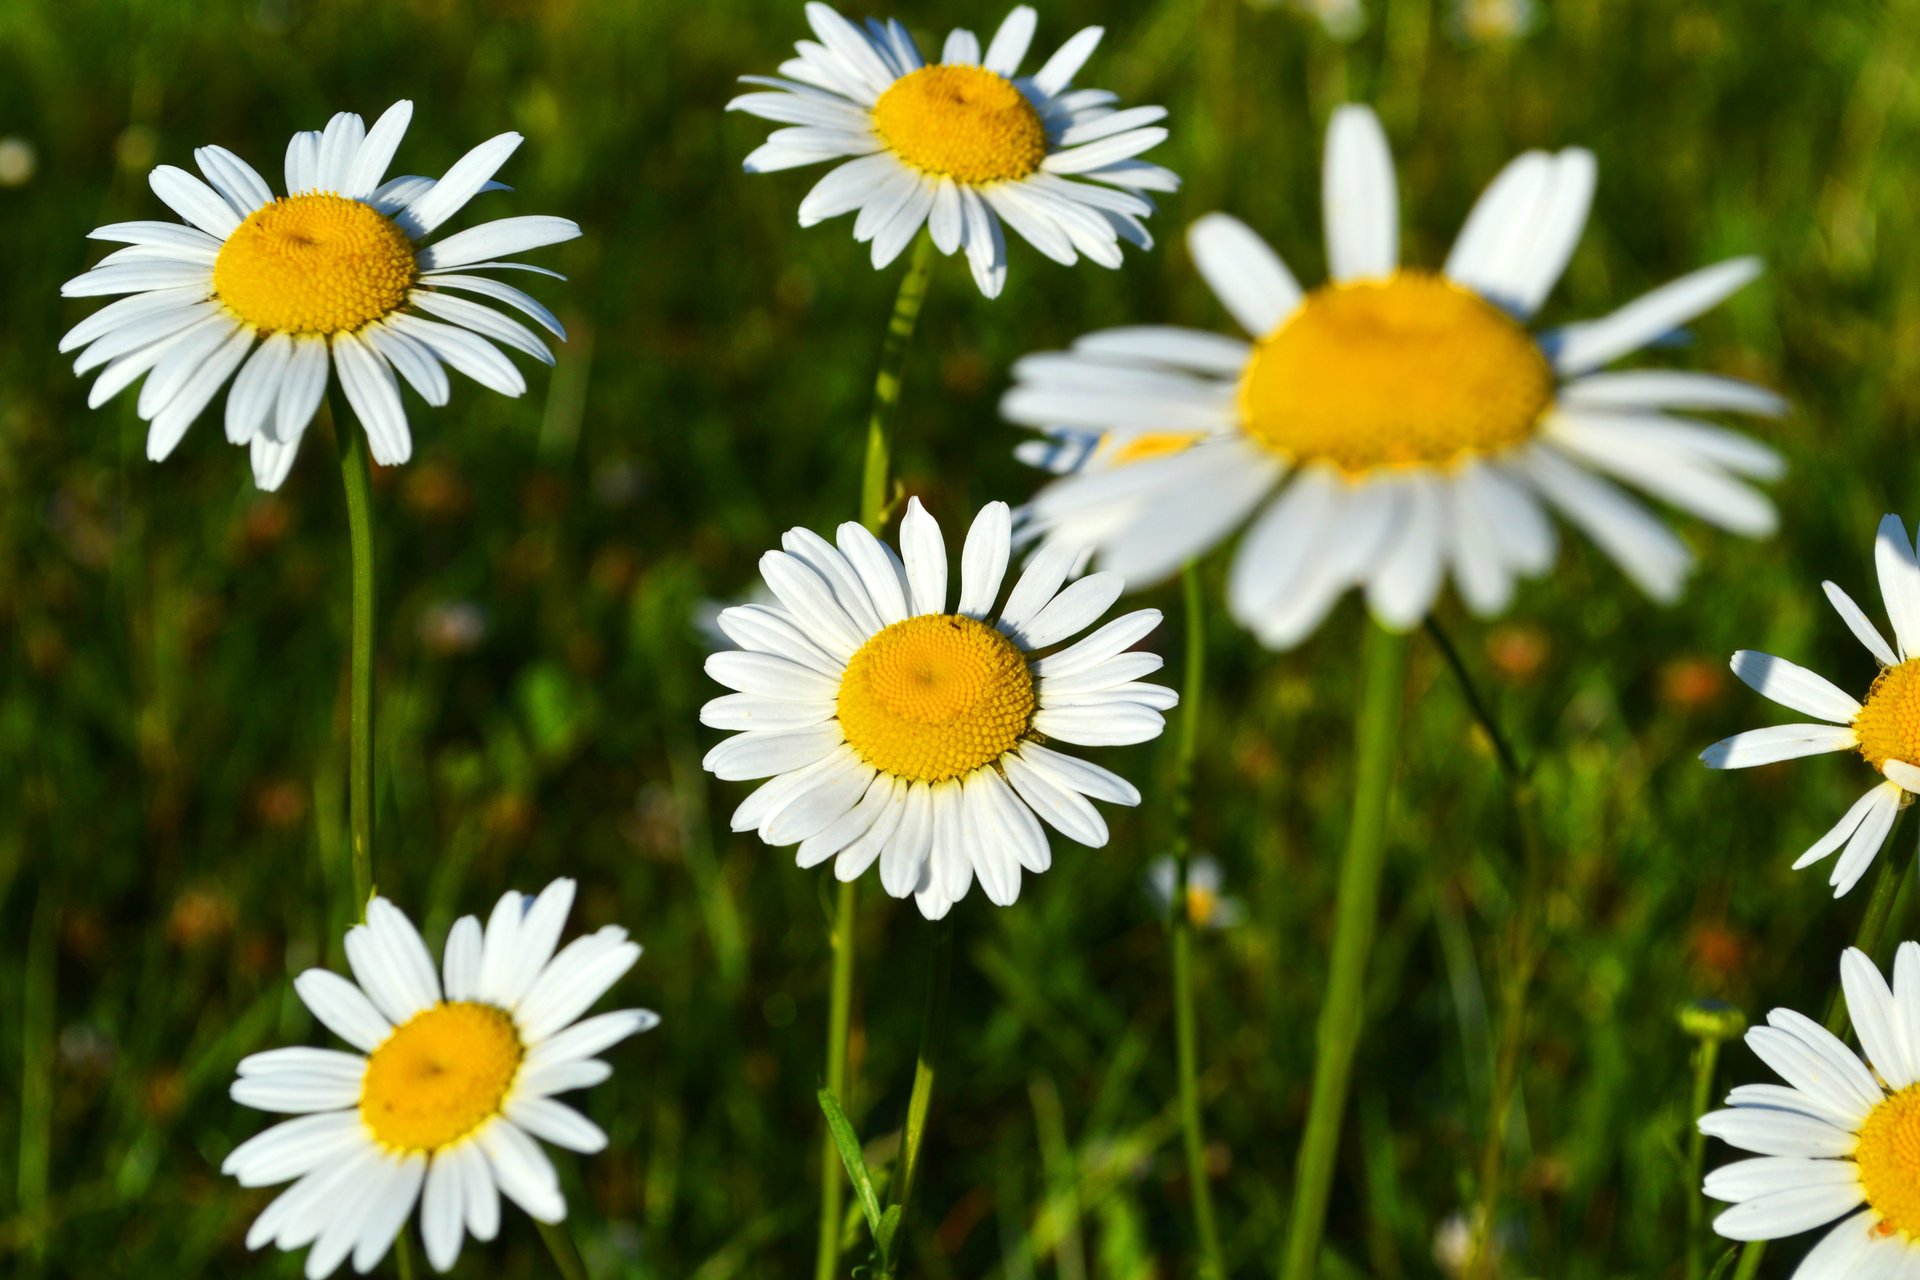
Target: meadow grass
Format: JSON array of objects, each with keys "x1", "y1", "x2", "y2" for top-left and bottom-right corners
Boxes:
[{"x1": 4, "y1": 0, "x2": 1919, "y2": 1274}]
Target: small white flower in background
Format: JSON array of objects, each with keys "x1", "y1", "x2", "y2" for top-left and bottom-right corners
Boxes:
[
  {"x1": 1003, "y1": 104, "x2": 1782, "y2": 649},
  {"x1": 700, "y1": 498, "x2": 1175, "y2": 919},
  {"x1": 1293, "y1": 0, "x2": 1367, "y2": 42},
  {"x1": 0, "y1": 136, "x2": 37, "y2": 187},
  {"x1": 1453, "y1": 0, "x2": 1539, "y2": 44},
  {"x1": 417, "y1": 600, "x2": 487, "y2": 655},
  {"x1": 221, "y1": 879, "x2": 656, "y2": 1277},
  {"x1": 1146, "y1": 855, "x2": 1243, "y2": 929},
  {"x1": 60, "y1": 101, "x2": 578, "y2": 490},
  {"x1": 1699, "y1": 944, "x2": 1920, "y2": 1274},
  {"x1": 729, "y1": 4, "x2": 1178, "y2": 297},
  {"x1": 1702, "y1": 515, "x2": 1920, "y2": 896}
]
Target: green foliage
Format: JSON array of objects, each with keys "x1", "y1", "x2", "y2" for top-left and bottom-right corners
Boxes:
[{"x1": 3, "y1": 0, "x2": 1918, "y2": 1276}]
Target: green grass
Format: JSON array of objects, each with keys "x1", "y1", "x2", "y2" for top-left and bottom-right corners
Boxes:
[{"x1": 4, "y1": 0, "x2": 1919, "y2": 1275}]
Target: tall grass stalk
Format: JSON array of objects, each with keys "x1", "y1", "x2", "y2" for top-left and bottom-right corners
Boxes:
[
  {"x1": 330, "y1": 390, "x2": 377, "y2": 913},
  {"x1": 1281, "y1": 622, "x2": 1410, "y2": 1280},
  {"x1": 876, "y1": 915, "x2": 955, "y2": 1280},
  {"x1": 815, "y1": 230, "x2": 938, "y2": 1280},
  {"x1": 1171, "y1": 564, "x2": 1225, "y2": 1279}
]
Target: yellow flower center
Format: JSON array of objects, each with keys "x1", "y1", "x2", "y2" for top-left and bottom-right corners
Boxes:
[
  {"x1": 1855, "y1": 660, "x2": 1920, "y2": 773},
  {"x1": 1855, "y1": 1084, "x2": 1920, "y2": 1236},
  {"x1": 213, "y1": 193, "x2": 416, "y2": 335},
  {"x1": 1103, "y1": 431, "x2": 1207, "y2": 467},
  {"x1": 836, "y1": 614, "x2": 1036, "y2": 783},
  {"x1": 358, "y1": 1002, "x2": 522, "y2": 1153},
  {"x1": 1186, "y1": 885, "x2": 1219, "y2": 928},
  {"x1": 871, "y1": 65, "x2": 1048, "y2": 185},
  {"x1": 1238, "y1": 271, "x2": 1555, "y2": 476}
]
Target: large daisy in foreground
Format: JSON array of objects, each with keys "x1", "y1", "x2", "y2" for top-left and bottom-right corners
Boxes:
[
  {"x1": 60, "y1": 100, "x2": 577, "y2": 490},
  {"x1": 1700, "y1": 944, "x2": 1920, "y2": 1275},
  {"x1": 222, "y1": 879, "x2": 655, "y2": 1277},
  {"x1": 1702, "y1": 515, "x2": 1920, "y2": 897},
  {"x1": 701, "y1": 498, "x2": 1173, "y2": 918},
  {"x1": 1003, "y1": 104, "x2": 1782, "y2": 648},
  {"x1": 729, "y1": 4, "x2": 1176, "y2": 297}
]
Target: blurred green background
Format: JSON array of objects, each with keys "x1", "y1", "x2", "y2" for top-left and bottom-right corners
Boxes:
[{"x1": 5, "y1": 0, "x2": 1919, "y2": 1275}]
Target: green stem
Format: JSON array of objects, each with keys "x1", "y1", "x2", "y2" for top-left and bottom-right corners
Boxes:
[
  {"x1": 332, "y1": 391, "x2": 377, "y2": 913},
  {"x1": 815, "y1": 230, "x2": 937, "y2": 1280},
  {"x1": 1426, "y1": 620, "x2": 1541, "y2": 1280},
  {"x1": 1171, "y1": 565, "x2": 1224, "y2": 1279},
  {"x1": 1684, "y1": 1037, "x2": 1722, "y2": 1280},
  {"x1": 877, "y1": 916, "x2": 955, "y2": 1280},
  {"x1": 1280, "y1": 623, "x2": 1410, "y2": 1280},
  {"x1": 536, "y1": 1219, "x2": 590, "y2": 1280},
  {"x1": 1732, "y1": 817, "x2": 1917, "y2": 1280}
]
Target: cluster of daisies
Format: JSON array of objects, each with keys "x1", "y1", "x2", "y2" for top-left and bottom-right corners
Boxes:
[{"x1": 55, "y1": 0, "x2": 1866, "y2": 1274}]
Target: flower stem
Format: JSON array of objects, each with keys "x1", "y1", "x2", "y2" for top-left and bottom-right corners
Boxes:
[
  {"x1": 1280, "y1": 621, "x2": 1410, "y2": 1280},
  {"x1": 815, "y1": 229, "x2": 938, "y2": 1280},
  {"x1": 536, "y1": 1219, "x2": 590, "y2": 1280},
  {"x1": 1171, "y1": 564, "x2": 1225, "y2": 1279},
  {"x1": 331, "y1": 389, "x2": 377, "y2": 914},
  {"x1": 1684, "y1": 1035, "x2": 1723, "y2": 1280},
  {"x1": 876, "y1": 915, "x2": 954, "y2": 1280},
  {"x1": 1426, "y1": 619, "x2": 1541, "y2": 1280},
  {"x1": 1731, "y1": 815, "x2": 1917, "y2": 1280}
]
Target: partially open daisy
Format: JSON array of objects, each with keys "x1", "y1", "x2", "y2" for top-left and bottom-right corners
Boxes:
[
  {"x1": 1702, "y1": 515, "x2": 1920, "y2": 897},
  {"x1": 1699, "y1": 944, "x2": 1920, "y2": 1274},
  {"x1": 1146, "y1": 855, "x2": 1244, "y2": 929},
  {"x1": 60, "y1": 100, "x2": 578, "y2": 490},
  {"x1": 729, "y1": 4, "x2": 1175, "y2": 297},
  {"x1": 221, "y1": 879, "x2": 655, "y2": 1277},
  {"x1": 700, "y1": 498, "x2": 1174, "y2": 919},
  {"x1": 1003, "y1": 104, "x2": 1782, "y2": 649}
]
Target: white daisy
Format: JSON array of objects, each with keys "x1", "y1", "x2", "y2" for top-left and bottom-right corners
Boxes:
[
  {"x1": 1003, "y1": 104, "x2": 1783, "y2": 649},
  {"x1": 699, "y1": 498, "x2": 1175, "y2": 919},
  {"x1": 1701, "y1": 515, "x2": 1920, "y2": 897},
  {"x1": 60, "y1": 100, "x2": 578, "y2": 491},
  {"x1": 1146, "y1": 854, "x2": 1245, "y2": 929},
  {"x1": 728, "y1": 3, "x2": 1177, "y2": 297},
  {"x1": 1699, "y1": 944, "x2": 1920, "y2": 1276},
  {"x1": 221, "y1": 879, "x2": 656, "y2": 1278}
]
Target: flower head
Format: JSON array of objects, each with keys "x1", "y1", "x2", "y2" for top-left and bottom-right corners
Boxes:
[
  {"x1": 221, "y1": 879, "x2": 655, "y2": 1277},
  {"x1": 1702, "y1": 515, "x2": 1920, "y2": 896},
  {"x1": 730, "y1": 4, "x2": 1177, "y2": 297},
  {"x1": 61, "y1": 101, "x2": 578, "y2": 490},
  {"x1": 1700, "y1": 945, "x2": 1920, "y2": 1274},
  {"x1": 1003, "y1": 104, "x2": 1782, "y2": 648},
  {"x1": 1146, "y1": 855, "x2": 1244, "y2": 928},
  {"x1": 701, "y1": 498, "x2": 1174, "y2": 918}
]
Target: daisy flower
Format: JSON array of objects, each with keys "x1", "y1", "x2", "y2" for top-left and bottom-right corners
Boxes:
[
  {"x1": 700, "y1": 498, "x2": 1174, "y2": 919},
  {"x1": 1701, "y1": 515, "x2": 1920, "y2": 897},
  {"x1": 221, "y1": 879, "x2": 655, "y2": 1277},
  {"x1": 728, "y1": 4, "x2": 1176, "y2": 297},
  {"x1": 60, "y1": 100, "x2": 577, "y2": 491},
  {"x1": 1003, "y1": 104, "x2": 1782, "y2": 649},
  {"x1": 1146, "y1": 854, "x2": 1245, "y2": 929},
  {"x1": 1699, "y1": 944, "x2": 1920, "y2": 1274}
]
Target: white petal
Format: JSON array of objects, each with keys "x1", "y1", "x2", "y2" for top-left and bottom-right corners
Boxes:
[
  {"x1": 149, "y1": 164, "x2": 242, "y2": 237},
  {"x1": 331, "y1": 332, "x2": 412, "y2": 466},
  {"x1": 1824, "y1": 581, "x2": 1900, "y2": 669},
  {"x1": 1729, "y1": 652, "x2": 1862, "y2": 724},
  {"x1": 983, "y1": 5, "x2": 1037, "y2": 73},
  {"x1": 900, "y1": 497, "x2": 948, "y2": 616},
  {"x1": 1842, "y1": 947, "x2": 1915, "y2": 1090},
  {"x1": 1709, "y1": 1182, "x2": 1866, "y2": 1242},
  {"x1": 1322, "y1": 106, "x2": 1398, "y2": 283},
  {"x1": 1699, "y1": 724, "x2": 1858, "y2": 769},
  {"x1": 343, "y1": 101, "x2": 414, "y2": 200},
  {"x1": 1551, "y1": 258, "x2": 1762, "y2": 375},
  {"x1": 957, "y1": 502, "x2": 1012, "y2": 618},
  {"x1": 1875, "y1": 514, "x2": 1920, "y2": 660},
  {"x1": 417, "y1": 216, "x2": 581, "y2": 271},
  {"x1": 1187, "y1": 212, "x2": 1303, "y2": 339},
  {"x1": 1031, "y1": 25, "x2": 1103, "y2": 96},
  {"x1": 401, "y1": 132, "x2": 525, "y2": 237}
]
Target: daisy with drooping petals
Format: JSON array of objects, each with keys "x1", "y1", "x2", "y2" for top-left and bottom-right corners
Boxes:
[
  {"x1": 60, "y1": 100, "x2": 578, "y2": 490},
  {"x1": 700, "y1": 498, "x2": 1174, "y2": 919},
  {"x1": 1702, "y1": 515, "x2": 1920, "y2": 897},
  {"x1": 221, "y1": 879, "x2": 655, "y2": 1278},
  {"x1": 729, "y1": 4, "x2": 1176, "y2": 297},
  {"x1": 1699, "y1": 944, "x2": 1920, "y2": 1274},
  {"x1": 1003, "y1": 104, "x2": 1783, "y2": 649}
]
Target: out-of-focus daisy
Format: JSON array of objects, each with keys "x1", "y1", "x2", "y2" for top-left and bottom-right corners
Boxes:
[
  {"x1": 221, "y1": 879, "x2": 655, "y2": 1277},
  {"x1": 0, "y1": 136, "x2": 37, "y2": 187},
  {"x1": 1003, "y1": 104, "x2": 1781, "y2": 649},
  {"x1": 700, "y1": 498, "x2": 1174, "y2": 918},
  {"x1": 60, "y1": 101, "x2": 577, "y2": 491},
  {"x1": 1702, "y1": 515, "x2": 1920, "y2": 897},
  {"x1": 1453, "y1": 0, "x2": 1539, "y2": 43},
  {"x1": 1293, "y1": 0, "x2": 1367, "y2": 42},
  {"x1": 729, "y1": 4, "x2": 1176, "y2": 297},
  {"x1": 1699, "y1": 944, "x2": 1920, "y2": 1273},
  {"x1": 1146, "y1": 855, "x2": 1244, "y2": 928}
]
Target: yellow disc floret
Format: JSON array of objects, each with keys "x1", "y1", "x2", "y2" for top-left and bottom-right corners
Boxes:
[
  {"x1": 213, "y1": 193, "x2": 416, "y2": 335},
  {"x1": 837, "y1": 614, "x2": 1036, "y2": 783},
  {"x1": 1239, "y1": 270, "x2": 1555, "y2": 476},
  {"x1": 871, "y1": 65, "x2": 1048, "y2": 184},
  {"x1": 359, "y1": 1001, "x2": 522, "y2": 1152},
  {"x1": 1854, "y1": 660, "x2": 1920, "y2": 773},
  {"x1": 1103, "y1": 431, "x2": 1207, "y2": 467},
  {"x1": 1855, "y1": 1084, "x2": 1920, "y2": 1236}
]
